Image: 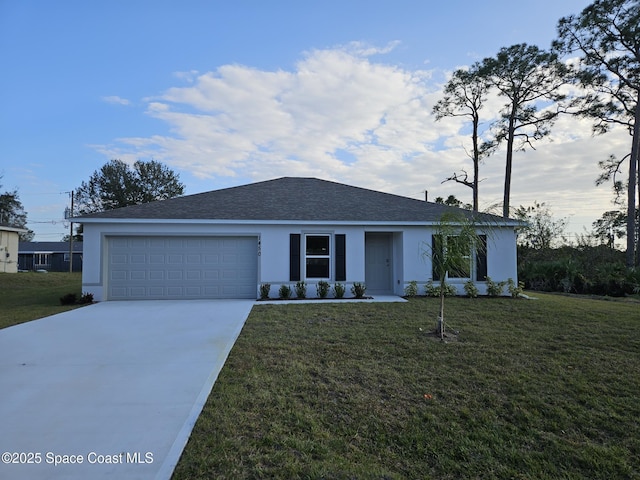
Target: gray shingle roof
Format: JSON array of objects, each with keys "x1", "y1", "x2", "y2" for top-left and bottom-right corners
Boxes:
[
  {"x1": 19, "y1": 242, "x2": 83, "y2": 253},
  {"x1": 75, "y1": 177, "x2": 519, "y2": 225}
]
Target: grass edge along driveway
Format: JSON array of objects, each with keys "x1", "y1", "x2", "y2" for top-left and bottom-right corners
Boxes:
[
  {"x1": 0, "y1": 272, "x2": 82, "y2": 329},
  {"x1": 172, "y1": 294, "x2": 640, "y2": 480}
]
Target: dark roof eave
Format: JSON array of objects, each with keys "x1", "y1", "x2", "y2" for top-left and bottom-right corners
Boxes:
[{"x1": 74, "y1": 216, "x2": 523, "y2": 227}]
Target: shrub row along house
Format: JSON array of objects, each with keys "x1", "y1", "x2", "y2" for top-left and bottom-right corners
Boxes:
[{"x1": 74, "y1": 177, "x2": 521, "y2": 301}]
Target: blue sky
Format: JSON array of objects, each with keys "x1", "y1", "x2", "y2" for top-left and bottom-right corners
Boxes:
[{"x1": 1, "y1": 0, "x2": 629, "y2": 241}]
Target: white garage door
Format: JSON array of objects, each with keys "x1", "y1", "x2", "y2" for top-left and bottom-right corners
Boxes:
[{"x1": 107, "y1": 236, "x2": 258, "y2": 300}]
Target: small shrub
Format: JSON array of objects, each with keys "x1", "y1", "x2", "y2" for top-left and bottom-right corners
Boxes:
[
  {"x1": 351, "y1": 282, "x2": 366, "y2": 298},
  {"x1": 425, "y1": 280, "x2": 439, "y2": 297},
  {"x1": 507, "y1": 278, "x2": 524, "y2": 298},
  {"x1": 79, "y1": 292, "x2": 94, "y2": 304},
  {"x1": 295, "y1": 280, "x2": 307, "y2": 299},
  {"x1": 404, "y1": 280, "x2": 418, "y2": 297},
  {"x1": 278, "y1": 284, "x2": 292, "y2": 299},
  {"x1": 464, "y1": 280, "x2": 479, "y2": 298},
  {"x1": 316, "y1": 280, "x2": 330, "y2": 299},
  {"x1": 333, "y1": 283, "x2": 346, "y2": 299},
  {"x1": 59, "y1": 293, "x2": 77, "y2": 305},
  {"x1": 425, "y1": 280, "x2": 457, "y2": 297},
  {"x1": 259, "y1": 283, "x2": 271, "y2": 300},
  {"x1": 486, "y1": 276, "x2": 506, "y2": 297}
]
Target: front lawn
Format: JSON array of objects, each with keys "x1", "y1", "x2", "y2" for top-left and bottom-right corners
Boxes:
[
  {"x1": 172, "y1": 294, "x2": 640, "y2": 479},
  {"x1": 0, "y1": 272, "x2": 83, "y2": 329}
]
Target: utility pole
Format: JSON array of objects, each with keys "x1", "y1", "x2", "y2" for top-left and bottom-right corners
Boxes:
[{"x1": 68, "y1": 191, "x2": 74, "y2": 273}]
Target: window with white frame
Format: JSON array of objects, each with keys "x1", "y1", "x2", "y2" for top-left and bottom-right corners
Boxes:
[
  {"x1": 305, "y1": 234, "x2": 330, "y2": 278},
  {"x1": 35, "y1": 253, "x2": 51, "y2": 267}
]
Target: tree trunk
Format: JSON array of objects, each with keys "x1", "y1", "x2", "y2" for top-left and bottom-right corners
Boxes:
[
  {"x1": 438, "y1": 293, "x2": 445, "y2": 340},
  {"x1": 503, "y1": 112, "x2": 517, "y2": 218},
  {"x1": 437, "y1": 276, "x2": 446, "y2": 340},
  {"x1": 627, "y1": 95, "x2": 640, "y2": 268},
  {"x1": 472, "y1": 115, "x2": 479, "y2": 212}
]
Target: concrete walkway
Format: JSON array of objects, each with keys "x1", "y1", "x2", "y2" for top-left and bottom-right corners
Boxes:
[{"x1": 0, "y1": 300, "x2": 254, "y2": 480}]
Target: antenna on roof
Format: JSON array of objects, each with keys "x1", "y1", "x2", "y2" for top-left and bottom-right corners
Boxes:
[{"x1": 424, "y1": 190, "x2": 428, "y2": 202}]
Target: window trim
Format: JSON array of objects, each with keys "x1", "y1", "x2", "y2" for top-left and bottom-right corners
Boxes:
[{"x1": 304, "y1": 234, "x2": 331, "y2": 279}]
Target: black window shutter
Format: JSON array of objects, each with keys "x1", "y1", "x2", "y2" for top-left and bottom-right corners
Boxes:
[
  {"x1": 476, "y1": 235, "x2": 487, "y2": 281},
  {"x1": 290, "y1": 234, "x2": 301, "y2": 281},
  {"x1": 432, "y1": 234, "x2": 443, "y2": 281},
  {"x1": 335, "y1": 234, "x2": 346, "y2": 281}
]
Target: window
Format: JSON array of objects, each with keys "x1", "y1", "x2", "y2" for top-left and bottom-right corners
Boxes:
[
  {"x1": 446, "y1": 236, "x2": 471, "y2": 278},
  {"x1": 305, "y1": 235, "x2": 330, "y2": 278},
  {"x1": 34, "y1": 253, "x2": 51, "y2": 267},
  {"x1": 432, "y1": 235, "x2": 478, "y2": 280}
]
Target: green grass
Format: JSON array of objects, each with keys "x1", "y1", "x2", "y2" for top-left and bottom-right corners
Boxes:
[
  {"x1": 0, "y1": 272, "x2": 83, "y2": 329},
  {"x1": 172, "y1": 294, "x2": 640, "y2": 479}
]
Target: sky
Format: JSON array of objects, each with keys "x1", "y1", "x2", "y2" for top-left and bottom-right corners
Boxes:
[{"x1": 0, "y1": 0, "x2": 632, "y2": 242}]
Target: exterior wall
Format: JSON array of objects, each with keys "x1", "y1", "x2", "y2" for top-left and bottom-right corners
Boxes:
[
  {"x1": 81, "y1": 221, "x2": 519, "y2": 300},
  {"x1": 18, "y1": 253, "x2": 83, "y2": 272},
  {"x1": 400, "y1": 225, "x2": 519, "y2": 296},
  {"x1": 0, "y1": 230, "x2": 21, "y2": 274}
]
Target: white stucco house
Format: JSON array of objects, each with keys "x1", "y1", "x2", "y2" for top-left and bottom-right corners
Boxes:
[{"x1": 75, "y1": 177, "x2": 521, "y2": 301}]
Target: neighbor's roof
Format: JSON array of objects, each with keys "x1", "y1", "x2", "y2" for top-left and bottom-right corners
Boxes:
[
  {"x1": 0, "y1": 223, "x2": 28, "y2": 233},
  {"x1": 74, "y1": 177, "x2": 520, "y2": 225},
  {"x1": 19, "y1": 242, "x2": 83, "y2": 254}
]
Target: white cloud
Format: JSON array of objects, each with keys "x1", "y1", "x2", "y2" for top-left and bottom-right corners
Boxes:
[
  {"x1": 102, "y1": 95, "x2": 131, "y2": 106},
  {"x1": 94, "y1": 44, "x2": 635, "y2": 234}
]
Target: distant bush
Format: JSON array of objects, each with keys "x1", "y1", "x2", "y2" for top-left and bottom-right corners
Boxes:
[
  {"x1": 518, "y1": 245, "x2": 639, "y2": 297},
  {"x1": 333, "y1": 283, "x2": 346, "y2": 299}
]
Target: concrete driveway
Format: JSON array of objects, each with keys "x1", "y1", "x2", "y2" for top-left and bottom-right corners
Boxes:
[{"x1": 0, "y1": 300, "x2": 254, "y2": 480}]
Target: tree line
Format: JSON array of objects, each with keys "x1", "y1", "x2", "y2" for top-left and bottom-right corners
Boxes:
[{"x1": 433, "y1": 0, "x2": 639, "y2": 267}]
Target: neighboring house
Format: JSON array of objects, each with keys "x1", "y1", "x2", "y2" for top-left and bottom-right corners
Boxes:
[
  {"x1": 75, "y1": 177, "x2": 522, "y2": 301},
  {"x1": 18, "y1": 242, "x2": 83, "y2": 272},
  {"x1": 0, "y1": 224, "x2": 27, "y2": 273}
]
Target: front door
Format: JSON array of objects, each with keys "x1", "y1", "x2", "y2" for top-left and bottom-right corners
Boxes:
[{"x1": 365, "y1": 233, "x2": 393, "y2": 294}]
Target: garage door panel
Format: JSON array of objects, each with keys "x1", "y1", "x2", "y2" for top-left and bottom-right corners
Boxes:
[
  {"x1": 130, "y1": 270, "x2": 146, "y2": 280},
  {"x1": 167, "y1": 270, "x2": 183, "y2": 280},
  {"x1": 149, "y1": 255, "x2": 165, "y2": 264},
  {"x1": 186, "y1": 270, "x2": 201, "y2": 280},
  {"x1": 130, "y1": 238, "x2": 147, "y2": 248},
  {"x1": 131, "y1": 254, "x2": 146, "y2": 264},
  {"x1": 203, "y1": 270, "x2": 219, "y2": 280},
  {"x1": 186, "y1": 254, "x2": 202, "y2": 264},
  {"x1": 168, "y1": 254, "x2": 183, "y2": 264},
  {"x1": 149, "y1": 271, "x2": 164, "y2": 280},
  {"x1": 107, "y1": 236, "x2": 257, "y2": 300},
  {"x1": 203, "y1": 254, "x2": 219, "y2": 265}
]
